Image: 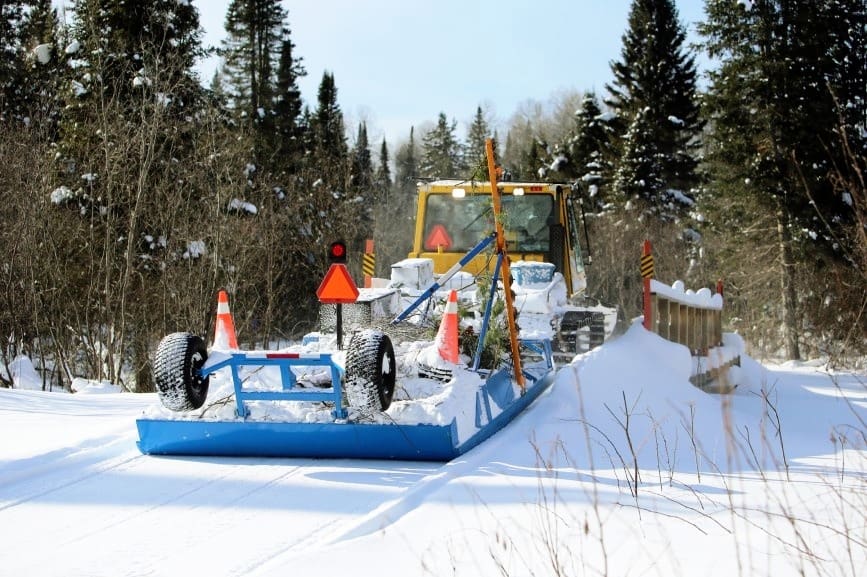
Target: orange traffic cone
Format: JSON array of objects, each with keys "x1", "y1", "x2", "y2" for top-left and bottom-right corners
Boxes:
[
  {"x1": 436, "y1": 290, "x2": 460, "y2": 363},
  {"x1": 213, "y1": 290, "x2": 238, "y2": 350}
]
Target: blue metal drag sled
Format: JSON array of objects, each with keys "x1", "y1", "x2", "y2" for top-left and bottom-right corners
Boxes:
[
  {"x1": 135, "y1": 331, "x2": 555, "y2": 461},
  {"x1": 137, "y1": 137, "x2": 558, "y2": 461},
  {"x1": 136, "y1": 235, "x2": 556, "y2": 462}
]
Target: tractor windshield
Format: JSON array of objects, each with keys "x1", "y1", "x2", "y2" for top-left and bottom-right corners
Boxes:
[{"x1": 422, "y1": 193, "x2": 555, "y2": 253}]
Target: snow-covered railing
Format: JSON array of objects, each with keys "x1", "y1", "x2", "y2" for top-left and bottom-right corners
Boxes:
[
  {"x1": 640, "y1": 241, "x2": 739, "y2": 392},
  {"x1": 641, "y1": 240, "x2": 724, "y2": 355},
  {"x1": 646, "y1": 279, "x2": 724, "y2": 355}
]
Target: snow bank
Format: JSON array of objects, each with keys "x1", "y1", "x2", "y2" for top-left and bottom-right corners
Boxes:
[
  {"x1": 71, "y1": 378, "x2": 123, "y2": 394},
  {"x1": 554, "y1": 321, "x2": 769, "y2": 473},
  {"x1": 5, "y1": 356, "x2": 43, "y2": 390}
]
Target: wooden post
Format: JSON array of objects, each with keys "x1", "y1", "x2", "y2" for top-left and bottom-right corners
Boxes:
[
  {"x1": 642, "y1": 240, "x2": 653, "y2": 330},
  {"x1": 485, "y1": 139, "x2": 525, "y2": 392}
]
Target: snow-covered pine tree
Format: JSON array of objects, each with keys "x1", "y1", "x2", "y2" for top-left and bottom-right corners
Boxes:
[
  {"x1": 58, "y1": 0, "x2": 203, "y2": 168},
  {"x1": 47, "y1": 0, "x2": 206, "y2": 389},
  {"x1": 0, "y1": 1, "x2": 30, "y2": 122},
  {"x1": 700, "y1": 0, "x2": 867, "y2": 359},
  {"x1": 420, "y1": 112, "x2": 464, "y2": 179},
  {"x1": 606, "y1": 0, "x2": 702, "y2": 217},
  {"x1": 568, "y1": 92, "x2": 614, "y2": 211},
  {"x1": 612, "y1": 107, "x2": 665, "y2": 217},
  {"x1": 18, "y1": 0, "x2": 63, "y2": 129}
]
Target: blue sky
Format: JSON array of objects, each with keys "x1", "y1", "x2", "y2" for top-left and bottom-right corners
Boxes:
[
  {"x1": 200, "y1": 0, "x2": 708, "y2": 146},
  {"x1": 65, "y1": 1, "x2": 709, "y2": 147}
]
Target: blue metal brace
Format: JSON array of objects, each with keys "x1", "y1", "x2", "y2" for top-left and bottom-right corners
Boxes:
[
  {"x1": 473, "y1": 250, "x2": 504, "y2": 371},
  {"x1": 201, "y1": 353, "x2": 347, "y2": 419},
  {"x1": 391, "y1": 232, "x2": 497, "y2": 325}
]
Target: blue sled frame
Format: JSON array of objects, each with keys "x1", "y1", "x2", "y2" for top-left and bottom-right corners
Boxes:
[{"x1": 136, "y1": 340, "x2": 555, "y2": 462}]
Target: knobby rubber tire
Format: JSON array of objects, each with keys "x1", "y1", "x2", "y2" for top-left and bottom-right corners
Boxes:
[
  {"x1": 153, "y1": 332, "x2": 210, "y2": 411},
  {"x1": 344, "y1": 329, "x2": 396, "y2": 412}
]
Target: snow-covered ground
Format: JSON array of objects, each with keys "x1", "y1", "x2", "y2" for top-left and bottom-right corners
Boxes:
[{"x1": 1, "y1": 322, "x2": 865, "y2": 577}]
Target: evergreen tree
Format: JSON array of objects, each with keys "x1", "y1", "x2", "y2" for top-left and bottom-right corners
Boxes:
[
  {"x1": 49, "y1": 0, "x2": 205, "y2": 387},
  {"x1": 350, "y1": 122, "x2": 373, "y2": 194},
  {"x1": 383, "y1": 128, "x2": 419, "y2": 273},
  {"x1": 502, "y1": 127, "x2": 523, "y2": 179},
  {"x1": 374, "y1": 138, "x2": 392, "y2": 202},
  {"x1": 612, "y1": 107, "x2": 665, "y2": 217},
  {"x1": 420, "y1": 112, "x2": 464, "y2": 179},
  {"x1": 222, "y1": 0, "x2": 287, "y2": 124},
  {"x1": 65, "y1": 0, "x2": 201, "y2": 104},
  {"x1": 349, "y1": 121, "x2": 374, "y2": 245},
  {"x1": 522, "y1": 137, "x2": 548, "y2": 182},
  {"x1": 606, "y1": 0, "x2": 702, "y2": 213},
  {"x1": 569, "y1": 92, "x2": 614, "y2": 209},
  {"x1": 700, "y1": 0, "x2": 867, "y2": 359},
  {"x1": 208, "y1": 69, "x2": 229, "y2": 109},
  {"x1": 371, "y1": 137, "x2": 393, "y2": 276},
  {"x1": 271, "y1": 27, "x2": 306, "y2": 174},
  {"x1": 465, "y1": 106, "x2": 492, "y2": 177},
  {"x1": 59, "y1": 0, "x2": 203, "y2": 168},
  {"x1": 0, "y1": 1, "x2": 28, "y2": 122},
  {"x1": 310, "y1": 71, "x2": 348, "y2": 192},
  {"x1": 826, "y1": 0, "x2": 867, "y2": 142},
  {"x1": 19, "y1": 0, "x2": 62, "y2": 127},
  {"x1": 394, "y1": 127, "x2": 418, "y2": 196}
]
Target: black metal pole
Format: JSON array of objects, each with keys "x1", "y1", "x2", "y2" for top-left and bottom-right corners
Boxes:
[{"x1": 336, "y1": 303, "x2": 343, "y2": 350}]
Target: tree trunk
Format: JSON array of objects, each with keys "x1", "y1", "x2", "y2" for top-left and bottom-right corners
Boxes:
[{"x1": 776, "y1": 198, "x2": 801, "y2": 360}]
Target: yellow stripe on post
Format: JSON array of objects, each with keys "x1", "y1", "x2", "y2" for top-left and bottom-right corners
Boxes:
[
  {"x1": 642, "y1": 240, "x2": 653, "y2": 331},
  {"x1": 362, "y1": 253, "x2": 375, "y2": 278},
  {"x1": 363, "y1": 239, "x2": 375, "y2": 288},
  {"x1": 640, "y1": 253, "x2": 655, "y2": 279}
]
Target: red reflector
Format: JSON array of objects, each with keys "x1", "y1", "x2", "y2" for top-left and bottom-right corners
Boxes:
[
  {"x1": 424, "y1": 224, "x2": 452, "y2": 250},
  {"x1": 316, "y1": 263, "x2": 360, "y2": 304}
]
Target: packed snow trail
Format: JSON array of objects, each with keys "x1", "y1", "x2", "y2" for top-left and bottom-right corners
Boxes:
[
  {"x1": 0, "y1": 389, "x2": 442, "y2": 577},
  {"x1": 2, "y1": 325, "x2": 865, "y2": 577}
]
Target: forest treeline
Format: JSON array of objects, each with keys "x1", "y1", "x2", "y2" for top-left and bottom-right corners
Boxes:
[{"x1": 0, "y1": 0, "x2": 864, "y2": 391}]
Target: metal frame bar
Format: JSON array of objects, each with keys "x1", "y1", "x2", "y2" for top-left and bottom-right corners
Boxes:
[
  {"x1": 391, "y1": 232, "x2": 497, "y2": 325},
  {"x1": 201, "y1": 353, "x2": 346, "y2": 419},
  {"x1": 473, "y1": 251, "x2": 504, "y2": 371}
]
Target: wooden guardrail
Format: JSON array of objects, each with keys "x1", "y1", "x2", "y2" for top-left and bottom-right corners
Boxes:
[
  {"x1": 646, "y1": 279, "x2": 723, "y2": 355},
  {"x1": 641, "y1": 241, "x2": 739, "y2": 392}
]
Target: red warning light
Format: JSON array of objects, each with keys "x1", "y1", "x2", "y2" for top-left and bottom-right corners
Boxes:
[
  {"x1": 424, "y1": 225, "x2": 452, "y2": 251},
  {"x1": 328, "y1": 240, "x2": 347, "y2": 263}
]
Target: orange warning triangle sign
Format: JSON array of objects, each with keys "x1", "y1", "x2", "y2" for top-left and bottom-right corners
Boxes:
[
  {"x1": 317, "y1": 263, "x2": 359, "y2": 304},
  {"x1": 424, "y1": 224, "x2": 452, "y2": 250}
]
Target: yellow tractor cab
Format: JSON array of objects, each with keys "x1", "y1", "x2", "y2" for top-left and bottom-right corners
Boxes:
[{"x1": 409, "y1": 180, "x2": 588, "y2": 299}]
